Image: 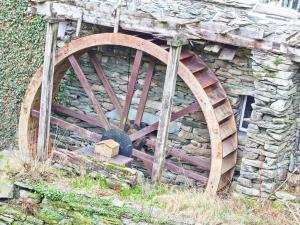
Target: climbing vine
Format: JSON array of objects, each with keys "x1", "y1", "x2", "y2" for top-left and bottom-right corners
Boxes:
[{"x1": 0, "y1": 0, "x2": 46, "y2": 149}]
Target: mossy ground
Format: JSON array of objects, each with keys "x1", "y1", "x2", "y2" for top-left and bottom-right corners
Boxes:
[{"x1": 0, "y1": 155, "x2": 298, "y2": 225}]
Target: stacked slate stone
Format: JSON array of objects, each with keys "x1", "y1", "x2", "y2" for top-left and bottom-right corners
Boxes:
[{"x1": 237, "y1": 49, "x2": 299, "y2": 197}]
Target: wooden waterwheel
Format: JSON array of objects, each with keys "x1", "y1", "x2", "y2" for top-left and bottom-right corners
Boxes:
[{"x1": 19, "y1": 33, "x2": 237, "y2": 194}]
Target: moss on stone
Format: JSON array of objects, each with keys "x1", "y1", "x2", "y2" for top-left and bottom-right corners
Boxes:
[
  {"x1": 36, "y1": 206, "x2": 66, "y2": 224},
  {"x1": 68, "y1": 211, "x2": 93, "y2": 225}
]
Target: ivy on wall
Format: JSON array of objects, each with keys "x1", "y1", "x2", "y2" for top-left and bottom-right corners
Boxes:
[{"x1": 0, "y1": 0, "x2": 46, "y2": 149}]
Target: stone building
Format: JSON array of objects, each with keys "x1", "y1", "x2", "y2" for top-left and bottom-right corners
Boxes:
[{"x1": 28, "y1": 0, "x2": 300, "y2": 197}]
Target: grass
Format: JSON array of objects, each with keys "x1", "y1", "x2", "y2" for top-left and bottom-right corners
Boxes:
[
  {"x1": 155, "y1": 189, "x2": 295, "y2": 225},
  {"x1": 1, "y1": 152, "x2": 297, "y2": 225}
]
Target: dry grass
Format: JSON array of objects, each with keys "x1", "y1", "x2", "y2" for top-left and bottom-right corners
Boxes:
[
  {"x1": 2, "y1": 151, "x2": 54, "y2": 181},
  {"x1": 156, "y1": 188, "x2": 295, "y2": 225},
  {"x1": 2, "y1": 152, "x2": 297, "y2": 225}
]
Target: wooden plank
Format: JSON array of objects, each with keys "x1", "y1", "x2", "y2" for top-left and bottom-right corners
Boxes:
[
  {"x1": 194, "y1": 70, "x2": 218, "y2": 89},
  {"x1": 222, "y1": 135, "x2": 237, "y2": 157},
  {"x1": 253, "y1": 3, "x2": 300, "y2": 19},
  {"x1": 68, "y1": 55, "x2": 111, "y2": 130},
  {"x1": 134, "y1": 58, "x2": 155, "y2": 125},
  {"x1": 219, "y1": 116, "x2": 237, "y2": 140},
  {"x1": 32, "y1": 110, "x2": 102, "y2": 141},
  {"x1": 152, "y1": 36, "x2": 186, "y2": 182},
  {"x1": 52, "y1": 103, "x2": 103, "y2": 128},
  {"x1": 37, "y1": 20, "x2": 59, "y2": 161},
  {"x1": 179, "y1": 50, "x2": 194, "y2": 61},
  {"x1": 206, "y1": 84, "x2": 227, "y2": 106},
  {"x1": 132, "y1": 149, "x2": 208, "y2": 184},
  {"x1": 214, "y1": 100, "x2": 233, "y2": 123},
  {"x1": 77, "y1": 145, "x2": 133, "y2": 166},
  {"x1": 88, "y1": 51, "x2": 122, "y2": 114},
  {"x1": 218, "y1": 47, "x2": 237, "y2": 61},
  {"x1": 182, "y1": 57, "x2": 206, "y2": 74},
  {"x1": 221, "y1": 151, "x2": 237, "y2": 174},
  {"x1": 218, "y1": 168, "x2": 235, "y2": 190},
  {"x1": 120, "y1": 50, "x2": 143, "y2": 129},
  {"x1": 129, "y1": 102, "x2": 199, "y2": 141},
  {"x1": 29, "y1": 2, "x2": 300, "y2": 58}
]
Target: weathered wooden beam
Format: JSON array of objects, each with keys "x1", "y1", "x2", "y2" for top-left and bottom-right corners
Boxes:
[
  {"x1": 134, "y1": 58, "x2": 156, "y2": 126},
  {"x1": 36, "y1": 18, "x2": 59, "y2": 161},
  {"x1": 133, "y1": 149, "x2": 208, "y2": 184},
  {"x1": 88, "y1": 51, "x2": 123, "y2": 114},
  {"x1": 151, "y1": 35, "x2": 187, "y2": 182},
  {"x1": 32, "y1": 110, "x2": 102, "y2": 141},
  {"x1": 28, "y1": 1, "x2": 300, "y2": 60},
  {"x1": 129, "y1": 102, "x2": 199, "y2": 141},
  {"x1": 253, "y1": 3, "x2": 300, "y2": 19},
  {"x1": 68, "y1": 55, "x2": 111, "y2": 130},
  {"x1": 120, "y1": 50, "x2": 143, "y2": 129}
]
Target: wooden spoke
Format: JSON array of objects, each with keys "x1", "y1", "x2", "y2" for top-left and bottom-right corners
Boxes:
[
  {"x1": 32, "y1": 110, "x2": 102, "y2": 141},
  {"x1": 146, "y1": 139, "x2": 211, "y2": 170},
  {"x1": 132, "y1": 150, "x2": 208, "y2": 184},
  {"x1": 88, "y1": 51, "x2": 123, "y2": 114},
  {"x1": 68, "y1": 55, "x2": 111, "y2": 130},
  {"x1": 134, "y1": 58, "x2": 155, "y2": 126},
  {"x1": 129, "y1": 102, "x2": 199, "y2": 141},
  {"x1": 120, "y1": 50, "x2": 143, "y2": 129},
  {"x1": 52, "y1": 103, "x2": 104, "y2": 128}
]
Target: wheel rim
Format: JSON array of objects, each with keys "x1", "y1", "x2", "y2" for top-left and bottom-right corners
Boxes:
[{"x1": 19, "y1": 33, "x2": 237, "y2": 194}]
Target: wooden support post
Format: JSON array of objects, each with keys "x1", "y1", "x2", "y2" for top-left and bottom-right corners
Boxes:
[
  {"x1": 151, "y1": 35, "x2": 187, "y2": 182},
  {"x1": 113, "y1": 0, "x2": 122, "y2": 33},
  {"x1": 36, "y1": 18, "x2": 59, "y2": 161}
]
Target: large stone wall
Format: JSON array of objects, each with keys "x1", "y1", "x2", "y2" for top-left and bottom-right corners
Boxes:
[{"x1": 236, "y1": 50, "x2": 300, "y2": 197}]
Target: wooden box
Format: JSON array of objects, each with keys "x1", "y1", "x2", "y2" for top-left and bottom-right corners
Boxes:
[{"x1": 95, "y1": 139, "x2": 119, "y2": 158}]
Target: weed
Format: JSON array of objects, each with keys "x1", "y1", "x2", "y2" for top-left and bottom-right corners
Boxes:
[
  {"x1": 273, "y1": 57, "x2": 283, "y2": 66},
  {"x1": 70, "y1": 174, "x2": 109, "y2": 191},
  {"x1": 119, "y1": 185, "x2": 142, "y2": 198}
]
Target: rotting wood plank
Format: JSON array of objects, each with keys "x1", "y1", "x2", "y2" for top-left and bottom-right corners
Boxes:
[
  {"x1": 68, "y1": 55, "x2": 111, "y2": 130},
  {"x1": 152, "y1": 35, "x2": 186, "y2": 182},
  {"x1": 53, "y1": 148, "x2": 137, "y2": 186},
  {"x1": 120, "y1": 50, "x2": 143, "y2": 129},
  {"x1": 36, "y1": 20, "x2": 59, "y2": 161}
]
